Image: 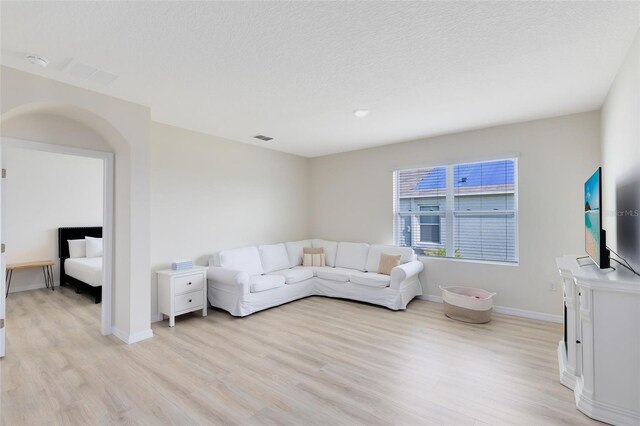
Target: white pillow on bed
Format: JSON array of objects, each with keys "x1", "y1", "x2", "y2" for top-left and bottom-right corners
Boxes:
[
  {"x1": 68, "y1": 239, "x2": 86, "y2": 258},
  {"x1": 85, "y1": 237, "x2": 103, "y2": 258}
]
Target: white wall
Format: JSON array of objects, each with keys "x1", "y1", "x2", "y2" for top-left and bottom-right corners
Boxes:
[
  {"x1": 601, "y1": 30, "x2": 640, "y2": 271},
  {"x1": 150, "y1": 122, "x2": 309, "y2": 320},
  {"x1": 4, "y1": 148, "x2": 103, "y2": 292},
  {"x1": 309, "y1": 111, "x2": 601, "y2": 317}
]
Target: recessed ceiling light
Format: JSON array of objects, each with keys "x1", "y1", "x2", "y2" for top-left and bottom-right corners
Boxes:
[
  {"x1": 353, "y1": 109, "x2": 370, "y2": 118},
  {"x1": 26, "y1": 55, "x2": 48, "y2": 68}
]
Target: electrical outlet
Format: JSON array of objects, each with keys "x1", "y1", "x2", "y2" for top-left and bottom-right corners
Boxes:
[{"x1": 549, "y1": 281, "x2": 557, "y2": 291}]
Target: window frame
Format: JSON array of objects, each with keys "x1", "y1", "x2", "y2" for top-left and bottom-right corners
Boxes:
[{"x1": 393, "y1": 158, "x2": 519, "y2": 264}]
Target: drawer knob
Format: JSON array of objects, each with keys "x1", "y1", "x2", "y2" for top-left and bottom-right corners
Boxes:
[
  {"x1": 189, "y1": 299, "x2": 192, "y2": 303},
  {"x1": 576, "y1": 340, "x2": 581, "y2": 344},
  {"x1": 188, "y1": 282, "x2": 192, "y2": 285}
]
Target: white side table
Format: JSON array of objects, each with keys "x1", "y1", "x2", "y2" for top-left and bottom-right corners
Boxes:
[{"x1": 157, "y1": 266, "x2": 208, "y2": 327}]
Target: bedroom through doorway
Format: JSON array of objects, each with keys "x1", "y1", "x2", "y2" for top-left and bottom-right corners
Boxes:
[{"x1": 0, "y1": 138, "x2": 114, "y2": 358}]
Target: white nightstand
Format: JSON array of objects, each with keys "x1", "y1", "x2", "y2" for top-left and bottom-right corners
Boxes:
[{"x1": 157, "y1": 266, "x2": 208, "y2": 326}]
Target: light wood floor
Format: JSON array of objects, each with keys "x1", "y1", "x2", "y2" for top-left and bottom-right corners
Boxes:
[{"x1": 1, "y1": 286, "x2": 598, "y2": 426}]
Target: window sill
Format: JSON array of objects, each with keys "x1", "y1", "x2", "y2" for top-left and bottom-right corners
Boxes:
[{"x1": 417, "y1": 255, "x2": 519, "y2": 267}]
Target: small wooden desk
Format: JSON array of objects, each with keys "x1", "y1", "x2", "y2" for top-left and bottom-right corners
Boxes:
[{"x1": 6, "y1": 260, "x2": 55, "y2": 296}]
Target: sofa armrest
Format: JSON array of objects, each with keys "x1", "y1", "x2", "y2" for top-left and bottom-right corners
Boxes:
[
  {"x1": 208, "y1": 266, "x2": 250, "y2": 294},
  {"x1": 390, "y1": 260, "x2": 424, "y2": 289}
]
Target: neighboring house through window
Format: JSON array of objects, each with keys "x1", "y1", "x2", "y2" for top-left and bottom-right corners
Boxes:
[
  {"x1": 394, "y1": 158, "x2": 518, "y2": 263},
  {"x1": 419, "y1": 205, "x2": 440, "y2": 244}
]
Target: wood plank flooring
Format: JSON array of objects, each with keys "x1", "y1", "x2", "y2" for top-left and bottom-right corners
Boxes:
[{"x1": 1, "y1": 286, "x2": 597, "y2": 425}]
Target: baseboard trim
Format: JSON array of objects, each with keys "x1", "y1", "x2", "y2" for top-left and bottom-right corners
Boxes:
[
  {"x1": 8, "y1": 281, "x2": 61, "y2": 294},
  {"x1": 112, "y1": 327, "x2": 154, "y2": 344},
  {"x1": 419, "y1": 295, "x2": 562, "y2": 323}
]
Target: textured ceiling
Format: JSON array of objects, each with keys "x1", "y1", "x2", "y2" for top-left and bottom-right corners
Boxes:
[{"x1": 1, "y1": 1, "x2": 639, "y2": 157}]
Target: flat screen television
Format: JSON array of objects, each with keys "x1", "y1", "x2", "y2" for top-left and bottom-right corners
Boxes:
[{"x1": 584, "y1": 167, "x2": 610, "y2": 268}]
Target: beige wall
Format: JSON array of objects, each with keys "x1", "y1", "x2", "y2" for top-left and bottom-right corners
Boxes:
[
  {"x1": 1, "y1": 66, "x2": 151, "y2": 340},
  {"x1": 150, "y1": 122, "x2": 310, "y2": 319},
  {"x1": 4, "y1": 147, "x2": 103, "y2": 292},
  {"x1": 601, "y1": 30, "x2": 640, "y2": 271},
  {"x1": 309, "y1": 111, "x2": 601, "y2": 317}
]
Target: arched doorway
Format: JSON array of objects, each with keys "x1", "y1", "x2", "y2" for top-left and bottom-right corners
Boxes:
[{"x1": 0, "y1": 104, "x2": 121, "y2": 356}]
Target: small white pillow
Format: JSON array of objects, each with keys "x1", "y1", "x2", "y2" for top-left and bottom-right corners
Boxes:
[
  {"x1": 68, "y1": 239, "x2": 86, "y2": 258},
  {"x1": 85, "y1": 236, "x2": 103, "y2": 258}
]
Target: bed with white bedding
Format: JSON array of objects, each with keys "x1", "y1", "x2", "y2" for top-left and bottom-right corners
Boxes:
[
  {"x1": 64, "y1": 257, "x2": 103, "y2": 287},
  {"x1": 58, "y1": 226, "x2": 103, "y2": 303}
]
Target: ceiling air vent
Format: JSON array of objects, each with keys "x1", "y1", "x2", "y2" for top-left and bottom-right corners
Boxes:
[
  {"x1": 253, "y1": 135, "x2": 273, "y2": 142},
  {"x1": 63, "y1": 59, "x2": 119, "y2": 86}
]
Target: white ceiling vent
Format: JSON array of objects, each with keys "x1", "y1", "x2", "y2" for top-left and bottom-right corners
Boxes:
[
  {"x1": 63, "y1": 59, "x2": 119, "y2": 86},
  {"x1": 253, "y1": 135, "x2": 273, "y2": 141}
]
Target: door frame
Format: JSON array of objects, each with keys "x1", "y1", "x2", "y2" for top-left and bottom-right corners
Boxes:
[{"x1": 0, "y1": 137, "x2": 115, "y2": 337}]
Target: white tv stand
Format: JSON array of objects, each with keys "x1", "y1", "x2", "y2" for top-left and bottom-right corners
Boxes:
[{"x1": 556, "y1": 255, "x2": 640, "y2": 425}]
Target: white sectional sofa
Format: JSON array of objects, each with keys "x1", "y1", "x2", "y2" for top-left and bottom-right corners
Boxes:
[{"x1": 207, "y1": 239, "x2": 424, "y2": 316}]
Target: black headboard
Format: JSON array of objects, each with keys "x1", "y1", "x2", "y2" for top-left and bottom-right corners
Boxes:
[{"x1": 58, "y1": 227, "x2": 102, "y2": 259}]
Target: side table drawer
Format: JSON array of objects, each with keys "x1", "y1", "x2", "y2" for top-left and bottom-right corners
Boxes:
[
  {"x1": 175, "y1": 291, "x2": 204, "y2": 312},
  {"x1": 175, "y1": 273, "x2": 204, "y2": 294}
]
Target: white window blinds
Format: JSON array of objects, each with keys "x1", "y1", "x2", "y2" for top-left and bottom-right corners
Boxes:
[{"x1": 394, "y1": 158, "x2": 518, "y2": 263}]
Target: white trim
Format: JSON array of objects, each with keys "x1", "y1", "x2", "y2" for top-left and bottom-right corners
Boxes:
[
  {"x1": 113, "y1": 327, "x2": 153, "y2": 344},
  {"x1": 557, "y1": 340, "x2": 577, "y2": 390},
  {"x1": 102, "y1": 154, "x2": 114, "y2": 336},
  {"x1": 1, "y1": 137, "x2": 114, "y2": 337},
  {"x1": 419, "y1": 295, "x2": 562, "y2": 323},
  {"x1": 1, "y1": 138, "x2": 112, "y2": 159},
  {"x1": 513, "y1": 157, "x2": 520, "y2": 264},
  {"x1": 574, "y1": 378, "x2": 640, "y2": 425},
  {"x1": 7, "y1": 281, "x2": 60, "y2": 294}
]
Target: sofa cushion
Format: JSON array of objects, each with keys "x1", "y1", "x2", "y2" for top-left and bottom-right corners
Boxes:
[
  {"x1": 292, "y1": 265, "x2": 320, "y2": 276},
  {"x1": 258, "y1": 243, "x2": 290, "y2": 273},
  {"x1": 335, "y1": 242, "x2": 370, "y2": 271},
  {"x1": 312, "y1": 239, "x2": 338, "y2": 267},
  {"x1": 365, "y1": 245, "x2": 415, "y2": 273},
  {"x1": 284, "y1": 240, "x2": 312, "y2": 268},
  {"x1": 268, "y1": 268, "x2": 314, "y2": 284},
  {"x1": 249, "y1": 275, "x2": 285, "y2": 293},
  {"x1": 218, "y1": 246, "x2": 264, "y2": 276},
  {"x1": 316, "y1": 267, "x2": 354, "y2": 283},
  {"x1": 350, "y1": 272, "x2": 391, "y2": 288}
]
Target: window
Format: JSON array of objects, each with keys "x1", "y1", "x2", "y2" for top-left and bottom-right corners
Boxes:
[{"x1": 394, "y1": 158, "x2": 518, "y2": 263}]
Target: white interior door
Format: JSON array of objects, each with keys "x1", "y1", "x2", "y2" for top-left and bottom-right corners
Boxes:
[{"x1": 0, "y1": 144, "x2": 6, "y2": 357}]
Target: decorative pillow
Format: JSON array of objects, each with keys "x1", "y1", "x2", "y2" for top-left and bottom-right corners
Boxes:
[
  {"x1": 379, "y1": 253, "x2": 401, "y2": 275},
  {"x1": 68, "y1": 239, "x2": 86, "y2": 258},
  {"x1": 85, "y1": 236, "x2": 103, "y2": 258},
  {"x1": 303, "y1": 247, "x2": 324, "y2": 255},
  {"x1": 303, "y1": 248, "x2": 326, "y2": 267},
  {"x1": 303, "y1": 254, "x2": 325, "y2": 267}
]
